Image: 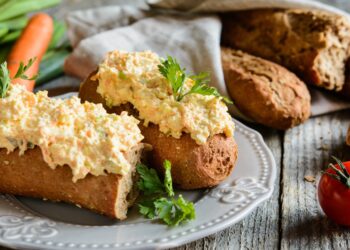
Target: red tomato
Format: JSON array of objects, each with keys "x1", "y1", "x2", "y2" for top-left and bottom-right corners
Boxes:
[{"x1": 318, "y1": 161, "x2": 350, "y2": 226}]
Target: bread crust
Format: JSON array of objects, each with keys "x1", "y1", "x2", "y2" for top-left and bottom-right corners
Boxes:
[
  {"x1": 79, "y1": 72, "x2": 238, "y2": 189},
  {"x1": 221, "y1": 9, "x2": 350, "y2": 92},
  {"x1": 221, "y1": 47, "x2": 311, "y2": 130},
  {"x1": 346, "y1": 126, "x2": 350, "y2": 146},
  {"x1": 0, "y1": 146, "x2": 142, "y2": 220}
]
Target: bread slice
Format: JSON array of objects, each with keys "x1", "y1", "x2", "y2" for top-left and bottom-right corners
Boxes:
[
  {"x1": 221, "y1": 9, "x2": 350, "y2": 91},
  {"x1": 79, "y1": 72, "x2": 238, "y2": 190},
  {"x1": 221, "y1": 47, "x2": 311, "y2": 130},
  {"x1": 0, "y1": 145, "x2": 143, "y2": 219}
]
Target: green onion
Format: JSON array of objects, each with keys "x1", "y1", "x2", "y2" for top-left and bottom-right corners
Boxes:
[
  {"x1": 48, "y1": 20, "x2": 66, "y2": 50},
  {"x1": 36, "y1": 49, "x2": 69, "y2": 85},
  {"x1": 0, "y1": 29, "x2": 21, "y2": 44},
  {"x1": 0, "y1": 15, "x2": 28, "y2": 30},
  {"x1": 0, "y1": 0, "x2": 61, "y2": 22},
  {"x1": 0, "y1": 0, "x2": 8, "y2": 5},
  {"x1": 0, "y1": 27, "x2": 8, "y2": 38}
]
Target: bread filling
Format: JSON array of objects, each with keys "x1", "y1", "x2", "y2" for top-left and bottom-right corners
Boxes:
[
  {"x1": 96, "y1": 50, "x2": 235, "y2": 145},
  {"x1": 0, "y1": 85, "x2": 144, "y2": 181}
]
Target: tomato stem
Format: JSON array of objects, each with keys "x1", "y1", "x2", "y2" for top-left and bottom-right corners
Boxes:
[{"x1": 325, "y1": 157, "x2": 350, "y2": 189}]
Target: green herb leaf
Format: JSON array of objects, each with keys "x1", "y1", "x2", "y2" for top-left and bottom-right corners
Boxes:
[
  {"x1": 158, "y1": 56, "x2": 232, "y2": 104},
  {"x1": 14, "y1": 57, "x2": 38, "y2": 80},
  {"x1": 136, "y1": 163, "x2": 164, "y2": 195},
  {"x1": 154, "y1": 195, "x2": 195, "y2": 226},
  {"x1": 138, "y1": 199, "x2": 157, "y2": 219},
  {"x1": 0, "y1": 61, "x2": 10, "y2": 98},
  {"x1": 137, "y1": 160, "x2": 196, "y2": 226},
  {"x1": 158, "y1": 56, "x2": 186, "y2": 101},
  {"x1": 163, "y1": 160, "x2": 174, "y2": 197}
]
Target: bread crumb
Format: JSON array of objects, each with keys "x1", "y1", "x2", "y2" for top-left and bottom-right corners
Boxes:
[
  {"x1": 3, "y1": 161, "x2": 9, "y2": 165},
  {"x1": 75, "y1": 204, "x2": 82, "y2": 208},
  {"x1": 304, "y1": 175, "x2": 316, "y2": 182},
  {"x1": 317, "y1": 144, "x2": 329, "y2": 151}
]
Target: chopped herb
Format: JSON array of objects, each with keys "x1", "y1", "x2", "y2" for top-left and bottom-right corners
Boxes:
[{"x1": 118, "y1": 70, "x2": 127, "y2": 80}]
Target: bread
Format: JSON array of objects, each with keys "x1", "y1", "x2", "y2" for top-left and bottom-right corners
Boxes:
[
  {"x1": 347, "y1": 126, "x2": 350, "y2": 146},
  {"x1": 79, "y1": 72, "x2": 238, "y2": 189},
  {"x1": 341, "y1": 60, "x2": 350, "y2": 98},
  {"x1": 221, "y1": 47, "x2": 311, "y2": 130},
  {"x1": 0, "y1": 145, "x2": 143, "y2": 220},
  {"x1": 221, "y1": 9, "x2": 350, "y2": 92}
]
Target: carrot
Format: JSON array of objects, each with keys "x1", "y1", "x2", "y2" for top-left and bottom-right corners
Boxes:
[{"x1": 7, "y1": 13, "x2": 53, "y2": 91}]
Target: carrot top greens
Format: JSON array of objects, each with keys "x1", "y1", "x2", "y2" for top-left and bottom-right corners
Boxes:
[{"x1": 0, "y1": 58, "x2": 37, "y2": 98}]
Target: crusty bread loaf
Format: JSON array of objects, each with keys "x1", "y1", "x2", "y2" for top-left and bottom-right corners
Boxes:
[
  {"x1": 221, "y1": 47, "x2": 311, "y2": 130},
  {"x1": 221, "y1": 9, "x2": 350, "y2": 92},
  {"x1": 79, "y1": 72, "x2": 238, "y2": 189},
  {"x1": 0, "y1": 145, "x2": 143, "y2": 219}
]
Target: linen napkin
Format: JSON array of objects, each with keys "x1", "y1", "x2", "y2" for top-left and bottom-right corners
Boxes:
[{"x1": 64, "y1": 0, "x2": 350, "y2": 118}]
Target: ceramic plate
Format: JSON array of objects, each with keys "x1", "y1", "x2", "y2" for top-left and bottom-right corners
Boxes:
[{"x1": 0, "y1": 93, "x2": 276, "y2": 250}]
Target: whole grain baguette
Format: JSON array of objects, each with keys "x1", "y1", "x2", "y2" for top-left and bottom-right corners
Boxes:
[
  {"x1": 0, "y1": 145, "x2": 143, "y2": 220},
  {"x1": 79, "y1": 72, "x2": 238, "y2": 189},
  {"x1": 221, "y1": 47, "x2": 311, "y2": 130},
  {"x1": 221, "y1": 9, "x2": 350, "y2": 92}
]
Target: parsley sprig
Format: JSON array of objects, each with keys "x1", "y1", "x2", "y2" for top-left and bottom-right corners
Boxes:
[
  {"x1": 137, "y1": 160, "x2": 195, "y2": 226},
  {"x1": 0, "y1": 58, "x2": 38, "y2": 98},
  {"x1": 158, "y1": 56, "x2": 232, "y2": 104}
]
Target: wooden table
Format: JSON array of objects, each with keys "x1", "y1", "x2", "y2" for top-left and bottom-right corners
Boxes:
[{"x1": 2, "y1": 0, "x2": 350, "y2": 249}]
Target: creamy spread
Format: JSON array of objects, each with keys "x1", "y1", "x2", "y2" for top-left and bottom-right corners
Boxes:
[
  {"x1": 96, "y1": 50, "x2": 235, "y2": 145},
  {"x1": 0, "y1": 85, "x2": 143, "y2": 181}
]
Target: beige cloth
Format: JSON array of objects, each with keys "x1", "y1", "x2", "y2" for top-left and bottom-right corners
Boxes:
[{"x1": 64, "y1": 0, "x2": 350, "y2": 118}]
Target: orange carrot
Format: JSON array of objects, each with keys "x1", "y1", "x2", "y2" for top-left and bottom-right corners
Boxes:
[{"x1": 7, "y1": 13, "x2": 53, "y2": 92}]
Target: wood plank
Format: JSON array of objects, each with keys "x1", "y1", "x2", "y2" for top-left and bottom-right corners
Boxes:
[
  {"x1": 174, "y1": 125, "x2": 282, "y2": 250},
  {"x1": 281, "y1": 111, "x2": 350, "y2": 250}
]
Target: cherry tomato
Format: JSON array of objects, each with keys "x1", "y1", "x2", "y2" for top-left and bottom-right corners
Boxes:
[{"x1": 318, "y1": 160, "x2": 350, "y2": 226}]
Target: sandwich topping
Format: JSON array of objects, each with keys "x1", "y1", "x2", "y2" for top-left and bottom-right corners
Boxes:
[
  {"x1": 96, "y1": 50, "x2": 235, "y2": 145},
  {"x1": 0, "y1": 85, "x2": 143, "y2": 181}
]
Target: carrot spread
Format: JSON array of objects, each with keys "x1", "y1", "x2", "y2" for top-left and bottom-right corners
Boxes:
[
  {"x1": 0, "y1": 85, "x2": 143, "y2": 182},
  {"x1": 96, "y1": 50, "x2": 235, "y2": 145}
]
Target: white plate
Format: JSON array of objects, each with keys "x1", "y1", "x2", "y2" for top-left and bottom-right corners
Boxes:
[{"x1": 0, "y1": 93, "x2": 276, "y2": 250}]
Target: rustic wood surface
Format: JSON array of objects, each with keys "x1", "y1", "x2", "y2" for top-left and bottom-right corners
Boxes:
[{"x1": 1, "y1": 0, "x2": 350, "y2": 250}]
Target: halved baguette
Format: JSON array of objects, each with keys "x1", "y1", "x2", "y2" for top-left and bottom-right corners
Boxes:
[
  {"x1": 0, "y1": 145, "x2": 143, "y2": 219},
  {"x1": 79, "y1": 72, "x2": 238, "y2": 190}
]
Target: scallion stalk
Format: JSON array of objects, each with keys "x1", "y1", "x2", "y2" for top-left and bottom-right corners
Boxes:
[
  {"x1": 0, "y1": 0, "x2": 61, "y2": 22},
  {"x1": 0, "y1": 29, "x2": 21, "y2": 44},
  {"x1": 0, "y1": 15, "x2": 28, "y2": 30},
  {"x1": 36, "y1": 49, "x2": 69, "y2": 85}
]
